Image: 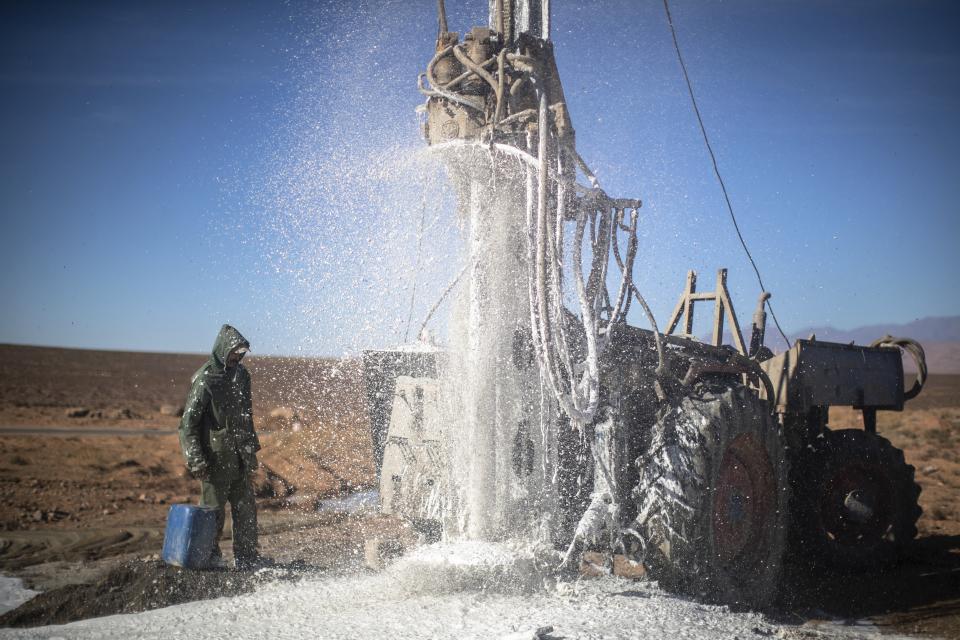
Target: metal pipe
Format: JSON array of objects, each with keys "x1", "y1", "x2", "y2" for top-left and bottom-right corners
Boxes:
[
  {"x1": 437, "y1": 0, "x2": 448, "y2": 35},
  {"x1": 493, "y1": 0, "x2": 541, "y2": 42},
  {"x1": 542, "y1": 0, "x2": 550, "y2": 40}
]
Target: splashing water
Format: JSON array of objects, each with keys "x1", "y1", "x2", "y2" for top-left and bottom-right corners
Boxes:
[{"x1": 439, "y1": 147, "x2": 560, "y2": 545}]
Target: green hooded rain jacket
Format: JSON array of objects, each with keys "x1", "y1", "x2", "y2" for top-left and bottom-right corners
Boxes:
[{"x1": 179, "y1": 325, "x2": 261, "y2": 481}]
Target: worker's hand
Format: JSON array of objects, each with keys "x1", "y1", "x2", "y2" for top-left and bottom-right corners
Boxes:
[{"x1": 187, "y1": 465, "x2": 210, "y2": 481}]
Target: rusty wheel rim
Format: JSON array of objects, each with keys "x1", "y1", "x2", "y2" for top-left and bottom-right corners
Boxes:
[{"x1": 712, "y1": 433, "x2": 776, "y2": 565}]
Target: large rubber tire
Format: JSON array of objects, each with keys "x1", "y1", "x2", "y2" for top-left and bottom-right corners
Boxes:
[
  {"x1": 796, "y1": 428, "x2": 921, "y2": 571},
  {"x1": 633, "y1": 384, "x2": 790, "y2": 609}
]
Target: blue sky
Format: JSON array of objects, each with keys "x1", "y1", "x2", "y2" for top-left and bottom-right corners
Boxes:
[{"x1": 1, "y1": 0, "x2": 958, "y2": 356}]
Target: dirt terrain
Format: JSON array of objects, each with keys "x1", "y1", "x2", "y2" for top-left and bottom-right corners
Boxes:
[
  {"x1": 0, "y1": 344, "x2": 957, "y2": 636},
  {"x1": 0, "y1": 344, "x2": 384, "y2": 579}
]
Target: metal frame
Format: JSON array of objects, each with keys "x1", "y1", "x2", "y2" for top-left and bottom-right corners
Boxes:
[{"x1": 665, "y1": 268, "x2": 747, "y2": 356}]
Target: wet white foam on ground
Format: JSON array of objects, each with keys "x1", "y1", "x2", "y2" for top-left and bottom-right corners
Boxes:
[
  {"x1": 0, "y1": 577, "x2": 37, "y2": 616},
  {"x1": 386, "y1": 541, "x2": 560, "y2": 596},
  {"x1": 1, "y1": 544, "x2": 917, "y2": 640}
]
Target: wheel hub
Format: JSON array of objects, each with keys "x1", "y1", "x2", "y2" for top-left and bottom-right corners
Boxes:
[
  {"x1": 843, "y1": 488, "x2": 877, "y2": 524},
  {"x1": 821, "y1": 463, "x2": 892, "y2": 546}
]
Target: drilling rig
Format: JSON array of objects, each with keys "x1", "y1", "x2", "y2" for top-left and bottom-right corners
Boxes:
[{"x1": 363, "y1": 0, "x2": 927, "y2": 608}]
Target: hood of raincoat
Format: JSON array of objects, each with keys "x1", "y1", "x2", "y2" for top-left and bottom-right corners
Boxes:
[{"x1": 210, "y1": 324, "x2": 250, "y2": 370}]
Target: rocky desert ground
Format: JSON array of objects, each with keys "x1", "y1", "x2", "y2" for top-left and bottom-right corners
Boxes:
[{"x1": 0, "y1": 343, "x2": 957, "y2": 636}]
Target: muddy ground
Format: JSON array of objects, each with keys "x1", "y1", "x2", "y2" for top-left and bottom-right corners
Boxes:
[{"x1": 0, "y1": 344, "x2": 957, "y2": 636}]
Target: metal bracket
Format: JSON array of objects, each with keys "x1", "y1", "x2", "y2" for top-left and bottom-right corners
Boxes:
[{"x1": 665, "y1": 268, "x2": 747, "y2": 356}]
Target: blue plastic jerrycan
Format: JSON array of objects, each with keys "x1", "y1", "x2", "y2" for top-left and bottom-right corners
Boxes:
[{"x1": 162, "y1": 504, "x2": 219, "y2": 568}]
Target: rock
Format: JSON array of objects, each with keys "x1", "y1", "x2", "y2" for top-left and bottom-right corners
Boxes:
[
  {"x1": 65, "y1": 407, "x2": 90, "y2": 418},
  {"x1": 268, "y1": 406, "x2": 303, "y2": 430},
  {"x1": 612, "y1": 553, "x2": 646, "y2": 579},
  {"x1": 580, "y1": 551, "x2": 609, "y2": 577},
  {"x1": 138, "y1": 493, "x2": 148, "y2": 502},
  {"x1": 923, "y1": 465, "x2": 938, "y2": 474},
  {"x1": 31, "y1": 510, "x2": 43, "y2": 522},
  {"x1": 159, "y1": 404, "x2": 184, "y2": 417},
  {"x1": 111, "y1": 408, "x2": 141, "y2": 420}
]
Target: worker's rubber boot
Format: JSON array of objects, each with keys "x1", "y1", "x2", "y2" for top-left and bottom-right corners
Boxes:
[{"x1": 207, "y1": 546, "x2": 227, "y2": 570}]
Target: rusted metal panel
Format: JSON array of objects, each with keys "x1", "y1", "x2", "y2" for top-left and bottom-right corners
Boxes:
[{"x1": 760, "y1": 339, "x2": 904, "y2": 413}]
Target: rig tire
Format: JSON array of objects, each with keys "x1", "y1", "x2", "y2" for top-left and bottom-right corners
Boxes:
[
  {"x1": 796, "y1": 428, "x2": 921, "y2": 571},
  {"x1": 633, "y1": 384, "x2": 789, "y2": 608}
]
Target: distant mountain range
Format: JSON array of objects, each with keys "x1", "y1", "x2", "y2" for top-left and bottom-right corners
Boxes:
[
  {"x1": 788, "y1": 316, "x2": 960, "y2": 345},
  {"x1": 711, "y1": 316, "x2": 960, "y2": 374}
]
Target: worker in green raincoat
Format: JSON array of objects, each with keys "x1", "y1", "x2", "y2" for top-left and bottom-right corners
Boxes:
[{"x1": 179, "y1": 324, "x2": 262, "y2": 569}]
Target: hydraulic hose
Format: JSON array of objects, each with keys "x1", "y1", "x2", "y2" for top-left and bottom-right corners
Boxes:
[{"x1": 871, "y1": 335, "x2": 927, "y2": 401}]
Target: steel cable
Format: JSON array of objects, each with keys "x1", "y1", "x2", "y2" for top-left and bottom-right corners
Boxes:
[{"x1": 662, "y1": 0, "x2": 791, "y2": 350}]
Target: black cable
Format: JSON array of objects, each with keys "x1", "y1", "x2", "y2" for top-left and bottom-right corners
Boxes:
[
  {"x1": 403, "y1": 198, "x2": 428, "y2": 342},
  {"x1": 662, "y1": 0, "x2": 791, "y2": 349}
]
